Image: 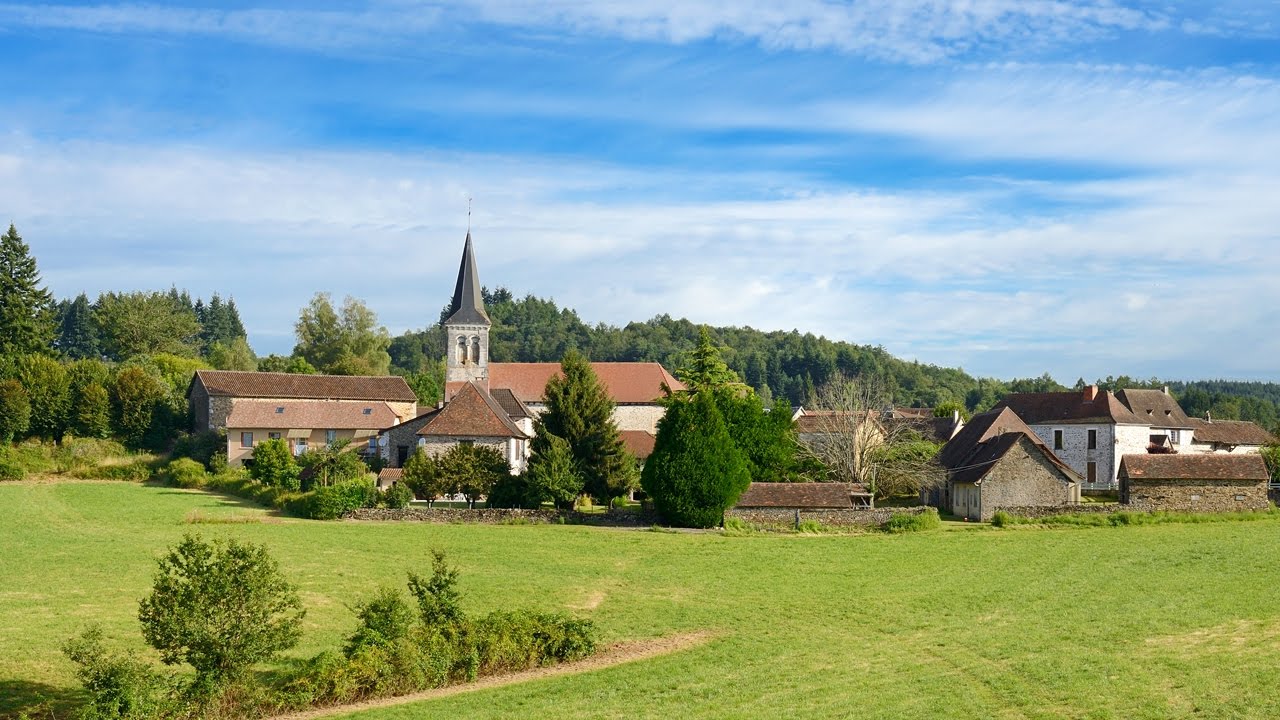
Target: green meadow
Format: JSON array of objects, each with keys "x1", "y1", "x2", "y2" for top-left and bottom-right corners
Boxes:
[{"x1": 3, "y1": 481, "x2": 1280, "y2": 719}]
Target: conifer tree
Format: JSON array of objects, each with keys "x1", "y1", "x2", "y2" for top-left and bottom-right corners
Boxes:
[
  {"x1": 641, "y1": 389, "x2": 750, "y2": 528},
  {"x1": 55, "y1": 293, "x2": 100, "y2": 360},
  {"x1": 676, "y1": 326, "x2": 742, "y2": 393},
  {"x1": 533, "y1": 350, "x2": 634, "y2": 501},
  {"x1": 524, "y1": 432, "x2": 584, "y2": 508},
  {"x1": 0, "y1": 224, "x2": 55, "y2": 356}
]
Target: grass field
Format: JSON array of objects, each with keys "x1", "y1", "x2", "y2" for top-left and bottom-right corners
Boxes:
[{"x1": 4, "y1": 481, "x2": 1280, "y2": 719}]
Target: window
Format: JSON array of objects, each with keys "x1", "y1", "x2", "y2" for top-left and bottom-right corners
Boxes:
[
  {"x1": 294, "y1": 439, "x2": 307, "y2": 456},
  {"x1": 1087, "y1": 429, "x2": 1097, "y2": 450},
  {"x1": 471, "y1": 336, "x2": 482, "y2": 364},
  {"x1": 362, "y1": 408, "x2": 372, "y2": 415},
  {"x1": 275, "y1": 406, "x2": 285, "y2": 414},
  {"x1": 326, "y1": 429, "x2": 338, "y2": 444},
  {"x1": 268, "y1": 432, "x2": 281, "y2": 440},
  {"x1": 1053, "y1": 429, "x2": 1064, "y2": 450},
  {"x1": 457, "y1": 336, "x2": 467, "y2": 363},
  {"x1": 1235, "y1": 494, "x2": 1247, "y2": 501},
  {"x1": 1087, "y1": 462, "x2": 1097, "y2": 484},
  {"x1": 240, "y1": 432, "x2": 253, "y2": 448},
  {"x1": 1169, "y1": 429, "x2": 1181, "y2": 443}
]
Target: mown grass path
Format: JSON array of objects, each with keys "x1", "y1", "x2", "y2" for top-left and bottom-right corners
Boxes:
[{"x1": 3, "y1": 481, "x2": 1280, "y2": 719}]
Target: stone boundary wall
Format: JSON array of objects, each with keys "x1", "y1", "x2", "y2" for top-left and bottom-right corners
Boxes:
[
  {"x1": 995, "y1": 501, "x2": 1152, "y2": 519},
  {"x1": 725, "y1": 506, "x2": 934, "y2": 529},
  {"x1": 344, "y1": 507, "x2": 660, "y2": 526}
]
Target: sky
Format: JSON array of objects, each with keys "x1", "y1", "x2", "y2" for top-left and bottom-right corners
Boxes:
[{"x1": 1, "y1": 1, "x2": 1278, "y2": 383}]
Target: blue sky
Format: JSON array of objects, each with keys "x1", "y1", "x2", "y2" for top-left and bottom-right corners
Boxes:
[{"x1": 1, "y1": 1, "x2": 1278, "y2": 382}]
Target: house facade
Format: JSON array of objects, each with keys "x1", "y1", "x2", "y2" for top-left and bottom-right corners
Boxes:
[
  {"x1": 1186, "y1": 417, "x2": 1277, "y2": 455},
  {"x1": 187, "y1": 370, "x2": 417, "y2": 467},
  {"x1": 1119, "y1": 453, "x2": 1270, "y2": 511}
]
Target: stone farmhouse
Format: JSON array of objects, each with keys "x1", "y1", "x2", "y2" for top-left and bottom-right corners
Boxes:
[
  {"x1": 378, "y1": 234, "x2": 683, "y2": 473},
  {"x1": 187, "y1": 370, "x2": 418, "y2": 466},
  {"x1": 1119, "y1": 453, "x2": 1270, "y2": 512},
  {"x1": 930, "y1": 406, "x2": 1081, "y2": 521},
  {"x1": 1186, "y1": 417, "x2": 1277, "y2": 454}
]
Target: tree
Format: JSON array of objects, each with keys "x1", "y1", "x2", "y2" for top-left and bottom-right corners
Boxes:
[
  {"x1": 249, "y1": 438, "x2": 300, "y2": 490},
  {"x1": 206, "y1": 337, "x2": 257, "y2": 371},
  {"x1": 257, "y1": 354, "x2": 317, "y2": 374},
  {"x1": 137, "y1": 535, "x2": 305, "y2": 691},
  {"x1": 436, "y1": 443, "x2": 508, "y2": 508},
  {"x1": 523, "y1": 432, "x2": 584, "y2": 508},
  {"x1": 798, "y1": 375, "x2": 945, "y2": 499},
  {"x1": 12, "y1": 353, "x2": 71, "y2": 441},
  {"x1": 0, "y1": 224, "x2": 55, "y2": 357},
  {"x1": 676, "y1": 326, "x2": 743, "y2": 393},
  {"x1": 93, "y1": 291, "x2": 201, "y2": 360},
  {"x1": 714, "y1": 389, "x2": 801, "y2": 483},
  {"x1": 641, "y1": 390, "x2": 751, "y2": 528},
  {"x1": 533, "y1": 351, "x2": 634, "y2": 501},
  {"x1": 933, "y1": 400, "x2": 970, "y2": 422},
  {"x1": 55, "y1": 293, "x2": 101, "y2": 360},
  {"x1": 293, "y1": 293, "x2": 391, "y2": 375},
  {"x1": 73, "y1": 382, "x2": 112, "y2": 439},
  {"x1": 0, "y1": 379, "x2": 30, "y2": 442},
  {"x1": 112, "y1": 366, "x2": 168, "y2": 449},
  {"x1": 197, "y1": 293, "x2": 246, "y2": 349}
]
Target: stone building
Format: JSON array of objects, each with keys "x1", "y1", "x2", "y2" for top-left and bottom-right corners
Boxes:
[
  {"x1": 1119, "y1": 453, "x2": 1270, "y2": 511},
  {"x1": 1186, "y1": 417, "x2": 1276, "y2": 454},
  {"x1": 186, "y1": 370, "x2": 418, "y2": 467},
  {"x1": 932, "y1": 407, "x2": 1081, "y2": 521}
]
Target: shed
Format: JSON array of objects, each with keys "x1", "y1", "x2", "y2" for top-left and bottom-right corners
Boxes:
[{"x1": 1119, "y1": 454, "x2": 1270, "y2": 511}]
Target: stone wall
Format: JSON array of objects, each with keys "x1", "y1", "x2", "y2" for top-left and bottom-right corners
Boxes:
[
  {"x1": 725, "y1": 505, "x2": 934, "y2": 529},
  {"x1": 189, "y1": 382, "x2": 212, "y2": 432},
  {"x1": 1124, "y1": 478, "x2": 1269, "y2": 512},
  {"x1": 974, "y1": 437, "x2": 1078, "y2": 521},
  {"x1": 1028, "y1": 423, "x2": 1116, "y2": 490},
  {"x1": 344, "y1": 507, "x2": 659, "y2": 526},
  {"x1": 995, "y1": 502, "x2": 1148, "y2": 519}
]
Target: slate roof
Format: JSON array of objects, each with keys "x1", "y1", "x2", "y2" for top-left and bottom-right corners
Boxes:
[
  {"x1": 619, "y1": 430, "x2": 656, "y2": 460},
  {"x1": 1188, "y1": 418, "x2": 1277, "y2": 446},
  {"x1": 446, "y1": 232, "x2": 490, "y2": 326},
  {"x1": 1115, "y1": 389, "x2": 1194, "y2": 429},
  {"x1": 481, "y1": 362, "x2": 684, "y2": 404},
  {"x1": 939, "y1": 407, "x2": 1080, "y2": 486},
  {"x1": 192, "y1": 370, "x2": 417, "y2": 403},
  {"x1": 419, "y1": 382, "x2": 528, "y2": 439},
  {"x1": 225, "y1": 400, "x2": 399, "y2": 430},
  {"x1": 993, "y1": 389, "x2": 1143, "y2": 426},
  {"x1": 734, "y1": 482, "x2": 868, "y2": 509},
  {"x1": 1119, "y1": 453, "x2": 1269, "y2": 482}
]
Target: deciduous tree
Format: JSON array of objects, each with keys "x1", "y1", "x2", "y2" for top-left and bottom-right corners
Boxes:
[
  {"x1": 12, "y1": 353, "x2": 71, "y2": 441},
  {"x1": 0, "y1": 379, "x2": 30, "y2": 442},
  {"x1": 293, "y1": 293, "x2": 391, "y2": 375},
  {"x1": 93, "y1": 291, "x2": 201, "y2": 360}
]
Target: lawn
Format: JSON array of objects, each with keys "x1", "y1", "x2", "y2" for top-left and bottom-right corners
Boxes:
[{"x1": 3, "y1": 481, "x2": 1280, "y2": 719}]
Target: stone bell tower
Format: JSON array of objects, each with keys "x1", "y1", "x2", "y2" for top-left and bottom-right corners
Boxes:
[{"x1": 444, "y1": 233, "x2": 490, "y2": 396}]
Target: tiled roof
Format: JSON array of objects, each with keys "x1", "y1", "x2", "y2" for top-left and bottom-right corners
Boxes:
[
  {"x1": 939, "y1": 407, "x2": 1080, "y2": 486},
  {"x1": 794, "y1": 410, "x2": 877, "y2": 435},
  {"x1": 378, "y1": 468, "x2": 403, "y2": 483},
  {"x1": 193, "y1": 370, "x2": 417, "y2": 402},
  {"x1": 1189, "y1": 418, "x2": 1277, "y2": 446},
  {"x1": 993, "y1": 389, "x2": 1142, "y2": 426},
  {"x1": 225, "y1": 400, "x2": 399, "y2": 430},
  {"x1": 483, "y1": 362, "x2": 684, "y2": 404},
  {"x1": 620, "y1": 430, "x2": 656, "y2": 459},
  {"x1": 734, "y1": 482, "x2": 867, "y2": 509},
  {"x1": 1120, "y1": 453, "x2": 1269, "y2": 482},
  {"x1": 1115, "y1": 389, "x2": 1193, "y2": 430},
  {"x1": 489, "y1": 388, "x2": 532, "y2": 419},
  {"x1": 419, "y1": 382, "x2": 528, "y2": 439}
]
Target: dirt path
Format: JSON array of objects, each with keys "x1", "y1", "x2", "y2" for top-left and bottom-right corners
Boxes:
[{"x1": 269, "y1": 631, "x2": 715, "y2": 720}]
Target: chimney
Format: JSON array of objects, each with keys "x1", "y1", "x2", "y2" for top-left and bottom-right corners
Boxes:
[
  {"x1": 1162, "y1": 385, "x2": 1170, "y2": 396},
  {"x1": 1082, "y1": 385, "x2": 1099, "y2": 402},
  {"x1": 953, "y1": 410, "x2": 960, "y2": 423},
  {"x1": 1206, "y1": 410, "x2": 1212, "y2": 423}
]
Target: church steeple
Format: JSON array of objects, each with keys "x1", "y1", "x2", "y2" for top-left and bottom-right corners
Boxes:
[
  {"x1": 447, "y1": 232, "x2": 489, "y2": 325},
  {"x1": 444, "y1": 233, "x2": 490, "y2": 395}
]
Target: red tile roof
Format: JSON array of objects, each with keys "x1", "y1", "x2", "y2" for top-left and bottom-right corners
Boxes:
[
  {"x1": 620, "y1": 430, "x2": 656, "y2": 460},
  {"x1": 483, "y1": 362, "x2": 683, "y2": 404},
  {"x1": 225, "y1": 400, "x2": 399, "y2": 430},
  {"x1": 734, "y1": 482, "x2": 868, "y2": 509},
  {"x1": 1120, "y1": 453, "x2": 1269, "y2": 482},
  {"x1": 193, "y1": 370, "x2": 417, "y2": 402},
  {"x1": 419, "y1": 382, "x2": 528, "y2": 439},
  {"x1": 1188, "y1": 419, "x2": 1277, "y2": 446}
]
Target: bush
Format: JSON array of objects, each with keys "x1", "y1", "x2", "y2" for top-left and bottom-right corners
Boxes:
[
  {"x1": 249, "y1": 438, "x2": 301, "y2": 491},
  {"x1": 883, "y1": 509, "x2": 941, "y2": 534},
  {"x1": 345, "y1": 587, "x2": 418, "y2": 656},
  {"x1": 0, "y1": 378, "x2": 31, "y2": 442},
  {"x1": 382, "y1": 483, "x2": 414, "y2": 509},
  {"x1": 407, "y1": 550, "x2": 463, "y2": 630},
  {"x1": 53, "y1": 437, "x2": 130, "y2": 473},
  {"x1": 163, "y1": 458, "x2": 209, "y2": 489},
  {"x1": 171, "y1": 431, "x2": 224, "y2": 469},
  {"x1": 991, "y1": 510, "x2": 1013, "y2": 528},
  {"x1": 0, "y1": 453, "x2": 25, "y2": 481},
  {"x1": 305, "y1": 479, "x2": 378, "y2": 520},
  {"x1": 62, "y1": 625, "x2": 173, "y2": 720},
  {"x1": 88, "y1": 459, "x2": 155, "y2": 482},
  {"x1": 208, "y1": 451, "x2": 228, "y2": 475}
]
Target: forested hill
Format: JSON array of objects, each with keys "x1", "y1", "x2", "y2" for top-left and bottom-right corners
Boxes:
[{"x1": 387, "y1": 288, "x2": 1280, "y2": 430}]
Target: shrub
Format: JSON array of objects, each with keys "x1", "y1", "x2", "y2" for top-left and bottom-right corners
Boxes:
[
  {"x1": 883, "y1": 509, "x2": 941, "y2": 534},
  {"x1": 305, "y1": 479, "x2": 378, "y2": 520},
  {"x1": 382, "y1": 483, "x2": 414, "y2": 509},
  {"x1": 0, "y1": 453, "x2": 25, "y2": 481},
  {"x1": 53, "y1": 437, "x2": 129, "y2": 473},
  {"x1": 345, "y1": 587, "x2": 418, "y2": 656},
  {"x1": 171, "y1": 431, "x2": 224, "y2": 469},
  {"x1": 250, "y1": 438, "x2": 301, "y2": 491},
  {"x1": 92, "y1": 459, "x2": 155, "y2": 482},
  {"x1": 408, "y1": 550, "x2": 464, "y2": 631},
  {"x1": 164, "y1": 458, "x2": 209, "y2": 489},
  {"x1": 62, "y1": 625, "x2": 172, "y2": 720},
  {"x1": 208, "y1": 451, "x2": 228, "y2": 474},
  {"x1": 137, "y1": 535, "x2": 305, "y2": 693},
  {"x1": 991, "y1": 510, "x2": 1013, "y2": 528}
]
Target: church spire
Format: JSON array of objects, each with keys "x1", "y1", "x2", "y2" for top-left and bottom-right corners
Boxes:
[{"x1": 447, "y1": 232, "x2": 489, "y2": 325}]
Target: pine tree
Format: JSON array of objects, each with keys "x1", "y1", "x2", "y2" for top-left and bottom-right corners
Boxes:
[
  {"x1": 0, "y1": 224, "x2": 55, "y2": 356},
  {"x1": 524, "y1": 432, "x2": 584, "y2": 508},
  {"x1": 533, "y1": 350, "x2": 634, "y2": 501},
  {"x1": 676, "y1": 326, "x2": 742, "y2": 393},
  {"x1": 55, "y1": 293, "x2": 101, "y2": 360},
  {"x1": 641, "y1": 390, "x2": 751, "y2": 528}
]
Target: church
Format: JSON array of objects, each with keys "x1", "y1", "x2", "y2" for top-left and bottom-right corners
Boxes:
[{"x1": 377, "y1": 234, "x2": 683, "y2": 473}]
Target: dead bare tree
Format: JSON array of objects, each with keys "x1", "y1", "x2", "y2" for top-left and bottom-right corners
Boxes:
[{"x1": 796, "y1": 375, "x2": 946, "y2": 500}]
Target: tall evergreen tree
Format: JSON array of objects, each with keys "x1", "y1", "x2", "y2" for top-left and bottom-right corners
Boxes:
[
  {"x1": 55, "y1": 292, "x2": 101, "y2": 359},
  {"x1": 533, "y1": 350, "x2": 634, "y2": 500},
  {"x1": 641, "y1": 389, "x2": 751, "y2": 528},
  {"x1": 0, "y1": 224, "x2": 55, "y2": 356},
  {"x1": 676, "y1": 326, "x2": 742, "y2": 393}
]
